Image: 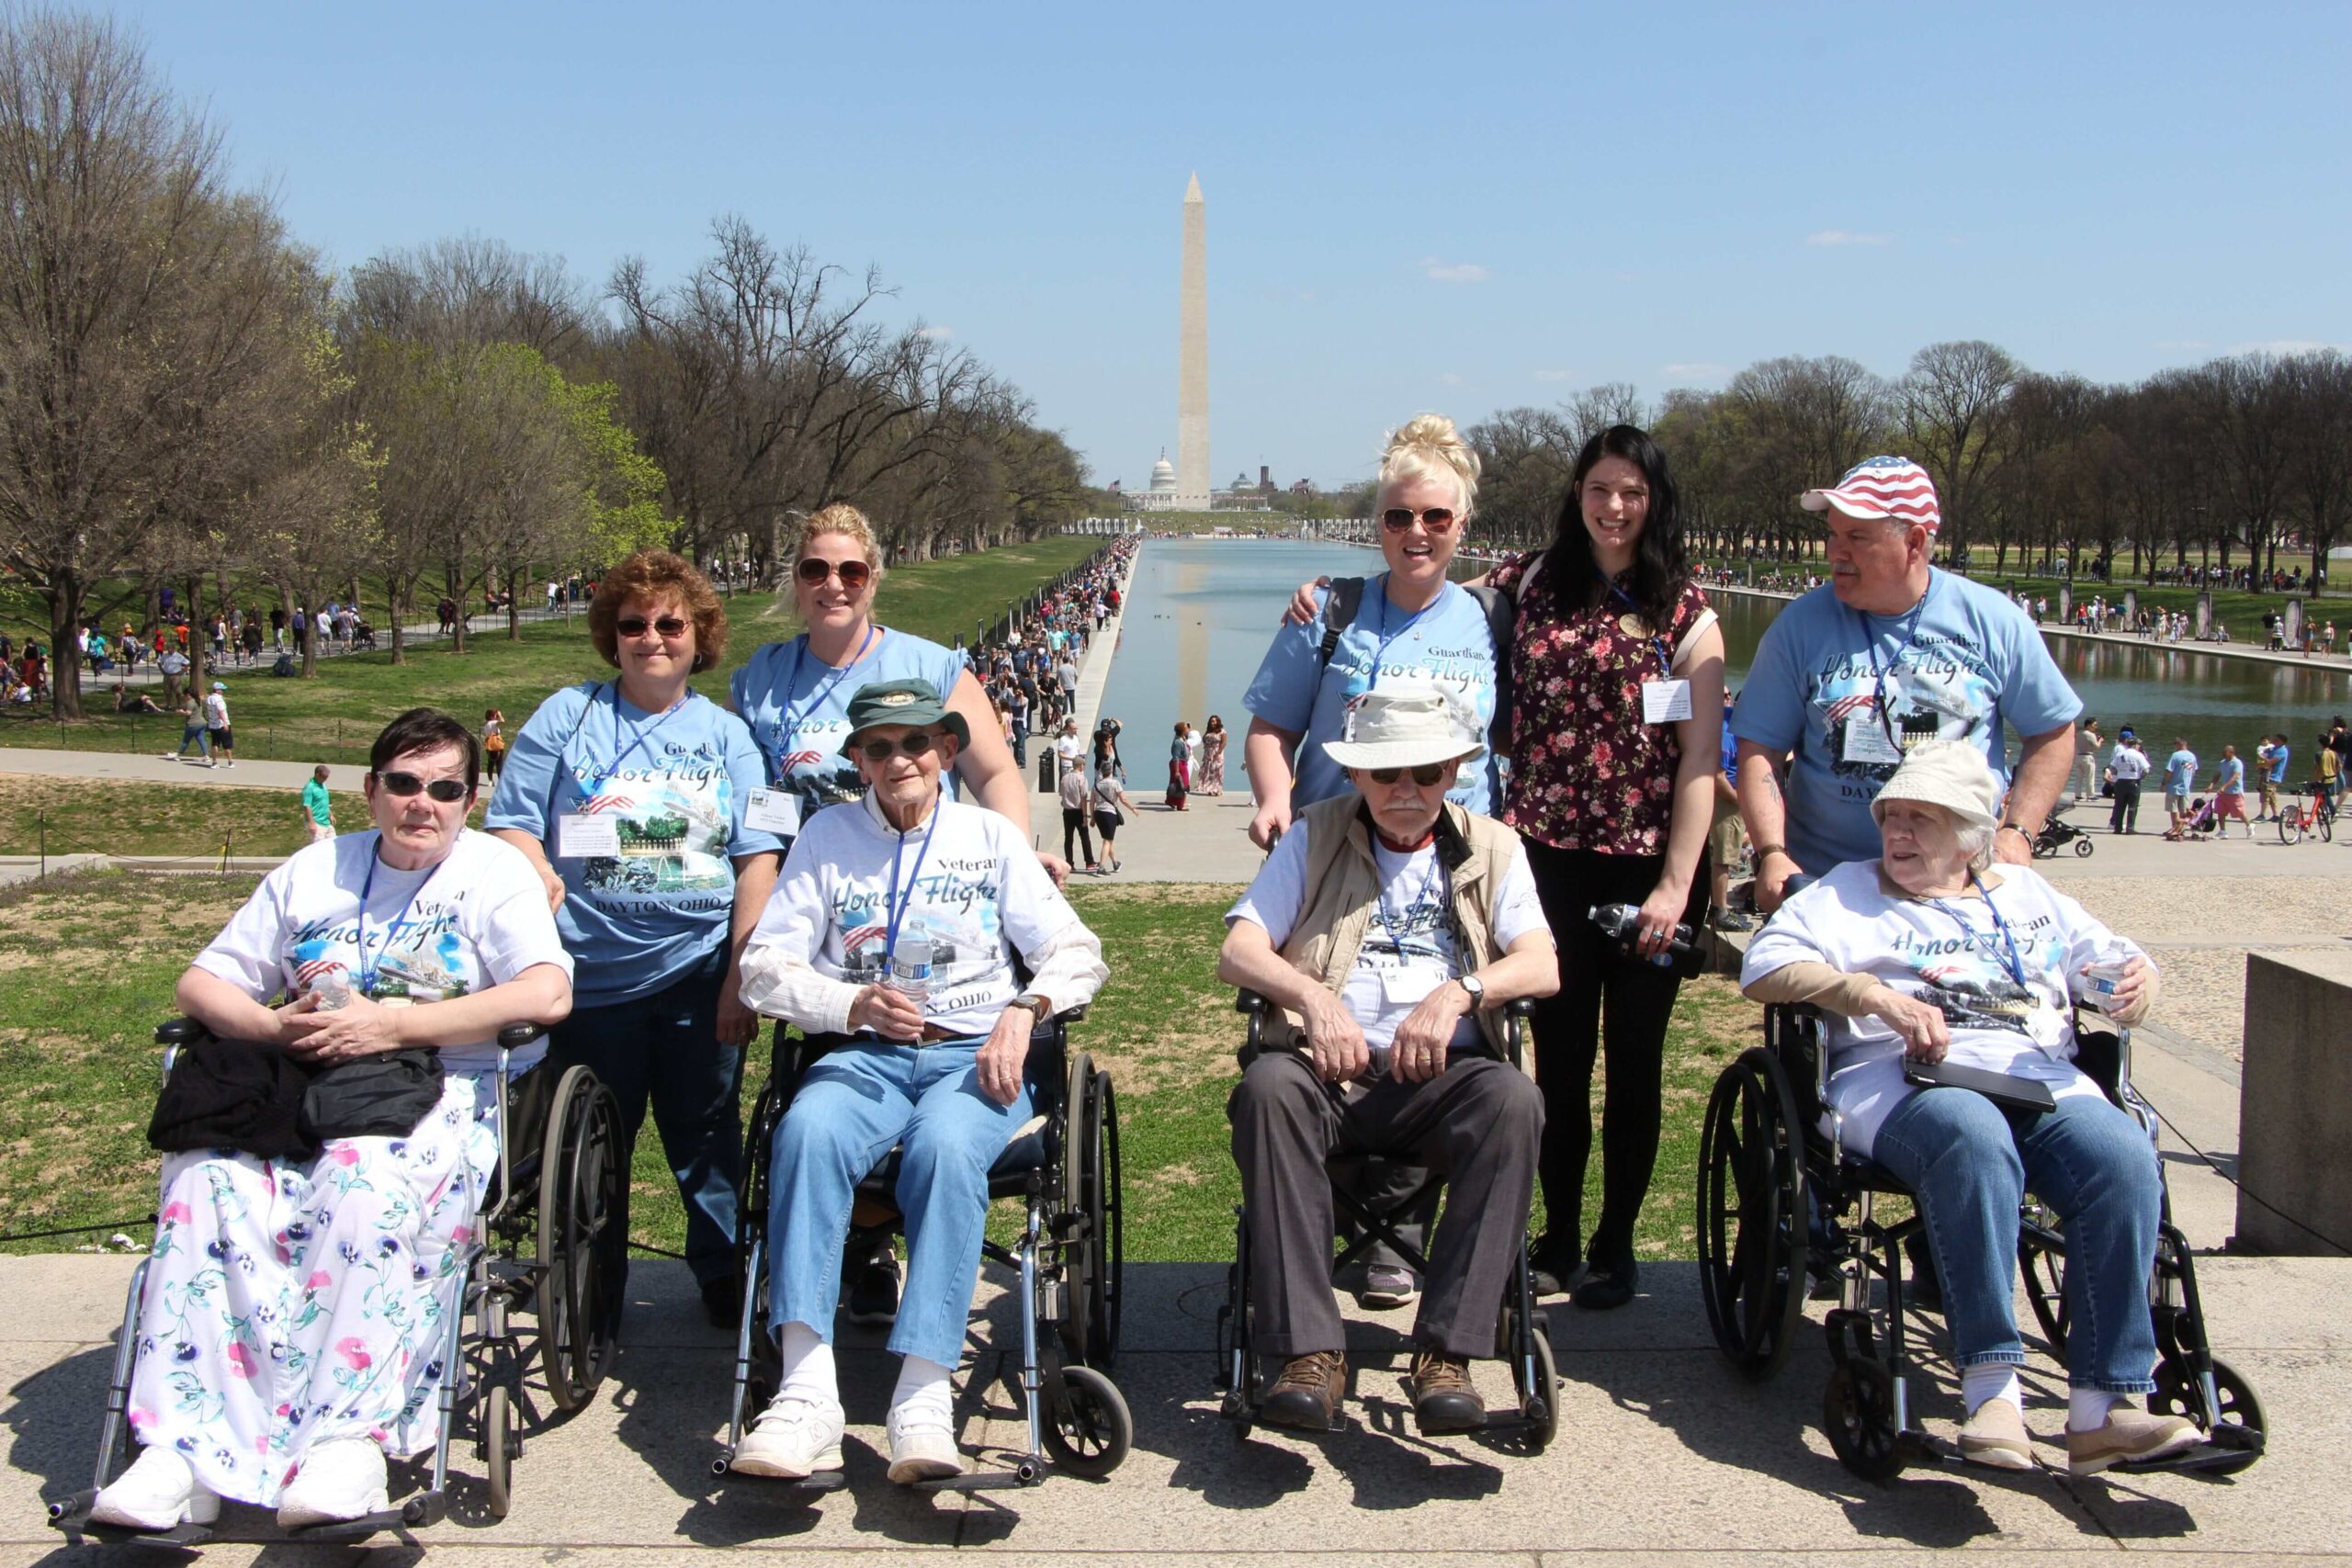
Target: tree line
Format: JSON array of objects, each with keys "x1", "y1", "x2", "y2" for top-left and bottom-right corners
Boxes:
[
  {"x1": 1465, "y1": 344, "x2": 2352, "y2": 592},
  {"x1": 0, "y1": 9, "x2": 1088, "y2": 716}
]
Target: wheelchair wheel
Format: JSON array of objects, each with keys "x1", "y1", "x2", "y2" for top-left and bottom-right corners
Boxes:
[
  {"x1": 1061, "y1": 1055, "x2": 1123, "y2": 1370},
  {"x1": 482, "y1": 1383, "x2": 514, "y2": 1519},
  {"x1": 2018, "y1": 1231, "x2": 2069, "y2": 1364},
  {"x1": 2152, "y1": 1355, "x2": 2265, "y2": 1441},
  {"x1": 537, "y1": 1066, "x2": 623, "y2": 1412},
  {"x1": 1513, "y1": 1312, "x2": 1560, "y2": 1454},
  {"x1": 2075, "y1": 836, "x2": 2095, "y2": 856},
  {"x1": 1696, "y1": 1047, "x2": 1808, "y2": 1380},
  {"x1": 1823, "y1": 1360, "x2": 1905, "y2": 1483},
  {"x1": 1041, "y1": 1362, "x2": 1132, "y2": 1479}
]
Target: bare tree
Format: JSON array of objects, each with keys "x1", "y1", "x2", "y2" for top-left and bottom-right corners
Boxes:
[
  {"x1": 2282, "y1": 351, "x2": 2352, "y2": 592},
  {"x1": 1561, "y1": 382, "x2": 1648, "y2": 452},
  {"x1": 1900, "y1": 340, "x2": 2017, "y2": 564}
]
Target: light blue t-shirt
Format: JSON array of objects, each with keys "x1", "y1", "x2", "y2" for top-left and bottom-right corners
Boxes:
[
  {"x1": 1242, "y1": 576, "x2": 1500, "y2": 812},
  {"x1": 2217, "y1": 755, "x2": 2245, "y2": 794},
  {"x1": 2266, "y1": 745, "x2": 2290, "y2": 784},
  {"x1": 729, "y1": 627, "x2": 967, "y2": 829},
  {"x1": 2165, "y1": 750, "x2": 2198, "y2": 794},
  {"x1": 1732, "y1": 569, "x2": 2081, "y2": 873},
  {"x1": 484, "y1": 683, "x2": 779, "y2": 1006}
]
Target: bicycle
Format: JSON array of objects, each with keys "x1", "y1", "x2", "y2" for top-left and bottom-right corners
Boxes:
[{"x1": 2278, "y1": 790, "x2": 2335, "y2": 844}]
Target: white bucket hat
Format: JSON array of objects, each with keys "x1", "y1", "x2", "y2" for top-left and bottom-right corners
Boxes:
[
  {"x1": 1870, "y1": 739, "x2": 2000, "y2": 832},
  {"x1": 1320, "y1": 681, "x2": 1484, "y2": 773}
]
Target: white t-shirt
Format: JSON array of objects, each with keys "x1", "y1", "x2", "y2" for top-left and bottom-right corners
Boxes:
[
  {"x1": 1227, "y1": 817, "x2": 1549, "y2": 1056},
  {"x1": 2109, "y1": 742, "x2": 2151, "y2": 782},
  {"x1": 204, "y1": 692, "x2": 229, "y2": 729},
  {"x1": 1055, "y1": 733, "x2": 1085, "y2": 768},
  {"x1": 1741, "y1": 859, "x2": 2144, "y2": 1158},
  {"x1": 193, "y1": 829, "x2": 572, "y2": 1072}
]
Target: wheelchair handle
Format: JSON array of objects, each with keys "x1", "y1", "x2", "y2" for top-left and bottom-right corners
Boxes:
[{"x1": 498, "y1": 1022, "x2": 548, "y2": 1049}]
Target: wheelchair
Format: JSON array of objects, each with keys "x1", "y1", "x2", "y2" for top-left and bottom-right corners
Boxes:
[
  {"x1": 718, "y1": 1006, "x2": 1130, "y2": 1491},
  {"x1": 51, "y1": 1018, "x2": 625, "y2": 1546},
  {"x1": 1214, "y1": 993, "x2": 1559, "y2": 1451},
  {"x1": 1695, "y1": 1002, "x2": 2265, "y2": 1482}
]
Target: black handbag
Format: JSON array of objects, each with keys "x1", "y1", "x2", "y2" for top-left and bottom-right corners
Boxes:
[
  {"x1": 300, "y1": 1049, "x2": 445, "y2": 1142},
  {"x1": 146, "y1": 1034, "x2": 315, "y2": 1160}
]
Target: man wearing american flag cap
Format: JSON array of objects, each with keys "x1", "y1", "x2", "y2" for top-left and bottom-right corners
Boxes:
[{"x1": 1732, "y1": 456, "x2": 2081, "y2": 910}]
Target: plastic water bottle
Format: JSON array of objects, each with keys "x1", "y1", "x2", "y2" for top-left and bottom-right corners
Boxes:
[
  {"x1": 311, "y1": 971, "x2": 352, "y2": 1011},
  {"x1": 1589, "y1": 903, "x2": 1693, "y2": 966},
  {"x1": 2076, "y1": 948, "x2": 2133, "y2": 1014},
  {"x1": 889, "y1": 937, "x2": 933, "y2": 1004}
]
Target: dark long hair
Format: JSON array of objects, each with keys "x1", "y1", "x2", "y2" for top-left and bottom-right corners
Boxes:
[{"x1": 1544, "y1": 424, "x2": 1690, "y2": 634}]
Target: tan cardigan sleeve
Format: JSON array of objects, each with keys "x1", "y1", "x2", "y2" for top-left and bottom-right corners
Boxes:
[{"x1": 1740, "y1": 959, "x2": 1885, "y2": 1018}]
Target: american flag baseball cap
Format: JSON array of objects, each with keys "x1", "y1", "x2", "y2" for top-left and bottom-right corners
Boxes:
[{"x1": 1799, "y1": 456, "x2": 1941, "y2": 531}]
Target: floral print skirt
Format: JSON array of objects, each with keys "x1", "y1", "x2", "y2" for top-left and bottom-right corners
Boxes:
[{"x1": 125, "y1": 1071, "x2": 500, "y2": 1505}]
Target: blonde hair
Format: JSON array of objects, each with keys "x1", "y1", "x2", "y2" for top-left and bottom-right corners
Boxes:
[
  {"x1": 1376, "y1": 413, "x2": 1481, "y2": 520},
  {"x1": 788, "y1": 502, "x2": 887, "y2": 588}
]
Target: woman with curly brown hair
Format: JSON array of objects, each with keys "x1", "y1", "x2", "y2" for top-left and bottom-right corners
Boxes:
[{"x1": 485, "y1": 548, "x2": 784, "y2": 1325}]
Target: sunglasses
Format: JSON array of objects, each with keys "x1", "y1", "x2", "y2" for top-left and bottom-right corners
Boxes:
[
  {"x1": 856, "y1": 730, "x2": 944, "y2": 762},
  {"x1": 376, "y1": 771, "x2": 469, "y2": 802},
  {"x1": 1367, "y1": 763, "x2": 1448, "y2": 786},
  {"x1": 1381, "y1": 507, "x2": 1458, "y2": 534},
  {"x1": 615, "y1": 615, "x2": 689, "y2": 638},
  {"x1": 797, "y1": 557, "x2": 874, "y2": 590}
]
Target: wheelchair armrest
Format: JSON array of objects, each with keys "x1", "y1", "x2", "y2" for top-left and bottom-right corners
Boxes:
[
  {"x1": 1052, "y1": 1003, "x2": 1088, "y2": 1024},
  {"x1": 1234, "y1": 990, "x2": 1267, "y2": 1015},
  {"x1": 498, "y1": 1022, "x2": 548, "y2": 1050},
  {"x1": 154, "y1": 1017, "x2": 203, "y2": 1045},
  {"x1": 1504, "y1": 998, "x2": 1535, "y2": 1019}
]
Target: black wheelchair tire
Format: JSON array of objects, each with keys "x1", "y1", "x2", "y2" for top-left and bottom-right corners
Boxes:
[
  {"x1": 2152, "y1": 1355, "x2": 2265, "y2": 1440},
  {"x1": 1823, "y1": 1360, "x2": 1905, "y2": 1483},
  {"x1": 537, "y1": 1067, "x2": 623, "y2": 1412},
  {"x1": 1040, "y1": 1362, "x2": 1132, "y2": 1478},
  {"x1": 1696, "y1": 1047, "x2": 1808, "y2": 1381},
  {"x1": 2018, "y1": 1230, "x2": 2070, "y2": 1365},
  {"x1": 1060, "y1": 1055, "x2": 1122, "y2": 1371},
  {"x1": 483, "y1": 1382, "x2": 514, "y2": 1519},
  {"x1": 1521, "y1": 1316, "x2": 1560, "y2": 1454}
]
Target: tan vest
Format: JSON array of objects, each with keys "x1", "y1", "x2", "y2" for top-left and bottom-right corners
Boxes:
[{"x1": 1263, "y1": 794, "x2": 1532, "y2": 1072}]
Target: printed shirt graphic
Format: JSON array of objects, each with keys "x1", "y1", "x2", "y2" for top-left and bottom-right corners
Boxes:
[
  {"x1": 752, "y1": 795, "x2": 1087, "y2": 1039},
  {"x1": 1742, "y1": 860, "x2": 2142, "y2": 1157},
  {"x1": 1243, "y1": 576, "x2": 1499, "y2": 812},
  {"x1": 729, "y1": 628, "x2": 967, "y2": 831},
  {"x1": 2165, "y1": 750, "x2": 2199, "y2": 792},
  {"x1": 191, "y1": 829, "x2": 571, "y2": 1072},
  {"x1": 1732, "y1": 570, "x2": 2081, "y2": 873},
  {"x1": 1227, "y1": 818, "x2": 1549, "y2": 1055},
  {"x1": 484, "y1": 683, "x2": 778, "y2": 1006}
]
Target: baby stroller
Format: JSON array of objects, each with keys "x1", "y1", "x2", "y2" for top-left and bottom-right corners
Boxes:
[
  {"x1": 2033, "y1": 819, "x2": 2095, "y2": 858},
  {"x1": 2168, "y1": 795, "x2": 2219, "y2": 841}
]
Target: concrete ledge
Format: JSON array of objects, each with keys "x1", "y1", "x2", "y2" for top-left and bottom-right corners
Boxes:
[{"x1": 2237, "y1": 950, "x2": 2352, "y2": 1256}]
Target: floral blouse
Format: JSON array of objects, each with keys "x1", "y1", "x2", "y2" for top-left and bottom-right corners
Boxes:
[{"x1": 1490, "y1": 550, "x2": 1710, "y2": 857}]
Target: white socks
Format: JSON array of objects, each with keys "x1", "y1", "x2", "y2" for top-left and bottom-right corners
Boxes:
[
  {"x1": 1962, "y1": 1363, "x2": 2022, "y2": 1415},
  {"x1": 2069, "y1": 1387, "x2": 2121, "y2": 1433},
  {"x1": 777, "y1": 1321, "x2": 839, "y2": 1410},
  {"x1": 889, "y1": 1353, "x2": 956, "y2": 1427}
]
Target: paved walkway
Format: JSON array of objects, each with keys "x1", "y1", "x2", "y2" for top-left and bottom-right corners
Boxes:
[{"x1": 36, "y1": 604, "x2": 575, "y2": 693}]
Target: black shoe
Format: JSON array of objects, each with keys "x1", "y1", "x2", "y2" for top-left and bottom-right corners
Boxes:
[
  {"x1": 1261, "y1": 1350, "x2": 1346, "y2": 1431},
  {"x1": 1528, "y1": 1238, "x2": 1585, "y2": 1298},
  {"x1": 1572, "y1": 1255, "x2": 1638, "y2": 1312},
  {"x1": 846, "y1": 1249, "x2": 901, "y2": 1325},
  {"x1": 700, "y1": 1274, "x2": 743, "y2": 1331},
  {"x1": 1407, "y1": 1348, "x2": 1486, "y2": 1434}
]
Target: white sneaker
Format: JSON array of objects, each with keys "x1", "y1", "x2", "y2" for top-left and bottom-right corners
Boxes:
[
  {"x1": 730, "y1": 1393, "x2": 844, "y2": 1480},
  {"x1": 885, "y1": 1406, "x2": 964, "y2": 1484},
  {"x1": 277, "y1": 1437, "x2": 389, "y2": 1529},
  {"x1": 90, "y1": 1446, "x2": 220, "y2": 1531}
]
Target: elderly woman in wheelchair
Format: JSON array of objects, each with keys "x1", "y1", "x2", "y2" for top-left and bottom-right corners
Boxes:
[
  {"x1": 1736, "y1": 739, "x2": 2214, "y2": 1477},
  {"x1": 83, "y1": 709, "x2": 576, "y2": 1536},
  {"x1": 729, "y1": 678, "x2": 1108, "y2": 1486},
  {"x1": 1216, "y1": 682, "x2": 1556, "y2": 1440}
]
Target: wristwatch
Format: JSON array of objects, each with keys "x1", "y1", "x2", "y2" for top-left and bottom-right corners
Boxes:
[
  {"x1": 1456, "y1": 974, "x2": 1487, "y2": 1009},
  {"x1": 1012, "y1": 993, "x2": 1052, "y2": 1024},
  {"x1": 1998, "y1": 821, "x2": 2035, "y2": 843}
]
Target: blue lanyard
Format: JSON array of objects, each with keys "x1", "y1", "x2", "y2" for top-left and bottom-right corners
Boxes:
[
  {"x1": 1609, "y1": 582, "x2": 1674, "y2": 676},
  {"x1": 1927, "y1": 871, "x2": 2029, "y2": 988},
  {"x1": 1371, "y1": 578, "x2": 1439, "y2": 671},
  {"x1": 356, "y1": 843, "x2": 445, "y2": 996},
  {"x1": 1851, "y1": 583, "x2": 1931, "y2": 743},
  {"x1": 773, "y1": 626, "x2": 878, "y2": 779},
  {"x1": 586, "y1": 683, "x2": 687, "y2": 794},
  {"x1": 881, "y1": 806, "x2": 944, "y2": 964},
  {"x1": 1374, "y1": 850, "x2": 1447, "y2": 953}
]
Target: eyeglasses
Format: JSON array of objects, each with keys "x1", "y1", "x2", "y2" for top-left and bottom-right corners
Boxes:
[
  {"x1": 797, "y1": 557, "x2": 874, "y2": 590},
  {"x1": 615, "y1": 615, "x2": 689, "y2": 638},
  {"x1": 1381, "y1": 507, "x2": 1458, "y2": 534},
  {"x1": 1367, "y1": 763, "x2": 1448, "y2": 786},
  {"x1": 856, "y1": 731, "x2": 944, "y2": 761},
  {"x1": 376, "y1": 771, "x2": 469, "y2": 802}
]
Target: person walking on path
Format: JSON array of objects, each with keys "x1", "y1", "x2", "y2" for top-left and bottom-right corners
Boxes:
[
  {"x1": 2107, "y1": 729, "x2": 2150, "y2": 834},
  {"x1": 481, "y1": 707, "x2": 507, "y2": 784},
  {"x1": 1167, "y1": 722, "x2": 1193, "y2": 809},
  {"x1": 300, "y1": 765, "x2": 334, "y2": 843},
  {"x1": 1057, "y1": 745, "x2": 1100, "y2": 873},
  {"x1": 164, "y1": 694, "x2": 211, "y2": 763},
  {"x1": 2075, "y1": 719, "x2": 2103, "y2": 801},
  {"x1": 2162, "y1": 738, "x2": 2199, "y2": 840},
  {"x1": 1091, "y1": 764, "x2": 1130, "y2": 872},
  {"x1": 1055, "y1": 652, "x2": 1080, "y2": 710},
  {"x1": 1198, "y1": 715, "x2": 1227, "y2": 795},
  {"x1": 202, "y1": 682, "x2": 234, "y2": 770},
  {"x1": 2209, "y1": 745, "x2": 2249, "y2": 838}
]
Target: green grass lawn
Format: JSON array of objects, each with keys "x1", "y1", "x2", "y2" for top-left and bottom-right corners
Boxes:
[
  {"x1": 0, "y1": 776, "x2": 491, "y2": 861},
  {"x1": 1, "y1": 536, "x2": 1108, "y2": 768},
  {"x1": 0, "y1": 870, "x2": 1758, "y2": 1265}
]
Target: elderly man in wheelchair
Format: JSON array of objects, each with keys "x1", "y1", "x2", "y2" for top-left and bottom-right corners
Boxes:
[
  {"x1": 1733, "y1": 739, "x2": 2222, "y2": 1477},
  {"x1": 1216, "y1": 682, "x2": 1555, "y2": 1439},
  {"x1": 730, "y1": 677, "x2": 1109, "y2": 1486}
]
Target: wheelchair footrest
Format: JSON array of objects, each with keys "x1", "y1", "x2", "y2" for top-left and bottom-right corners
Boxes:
[
  {"x1": 285, "y1": 1491, "x2": 440, "y2": 1544},
  {"x1": 48, "y1": 1495, "x2": 216, "y2": 1549},
  {"x1": 718, "y1": 1464, "x2": 849, "y2": 1493},
  {"x1": 914, "y1": 1458, "x2": 1045, "y2": 1492},
  {"x1": 2114, "y1": 1425, "x2": 2263, "y2": 1477}
]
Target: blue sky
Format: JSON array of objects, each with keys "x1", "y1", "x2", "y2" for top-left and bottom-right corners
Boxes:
[{"x1": 107, "y1": 1, "x2": 2349, "y2": 490}]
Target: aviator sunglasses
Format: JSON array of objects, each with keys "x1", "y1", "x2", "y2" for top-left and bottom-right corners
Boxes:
[
  {"x1": 615, "y1": 615, "x2": 689, "y2": 637},
  {"x1": 856, "y1": 730, "x2": 945, "y2": 762},
  {"x1": 797, "y1": 557, "x2": 874, "y2": 590},
  {"x1": 1367, "y1": 763, "x2": 1448, "y2": 786},
  {"x1": 376, "y1": 771, "x2": 470, "y2": 802},
  {"x1": 1380, "y1": 507, "x2": 1458, "y2": 534}
]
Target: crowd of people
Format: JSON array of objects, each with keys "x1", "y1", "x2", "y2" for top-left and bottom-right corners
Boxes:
[
  {"x1": 84, "y1": 433, "x2": 2225, "y2": 1532},
  {"x1": 2088, "y1": 717, "x2": 2352, "y2": 840}
]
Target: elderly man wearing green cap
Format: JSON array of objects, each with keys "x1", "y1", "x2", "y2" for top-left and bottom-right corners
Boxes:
[{"x1": 732, "y1": 677, "x2": 1108, "y2": 1485}]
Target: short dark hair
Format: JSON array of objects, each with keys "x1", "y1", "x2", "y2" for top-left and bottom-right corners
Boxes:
[{"x1": 370, "y1": 707, "x2": 481, "y2": 789}]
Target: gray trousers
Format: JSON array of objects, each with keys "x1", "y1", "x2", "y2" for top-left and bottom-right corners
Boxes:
[{"x1": 1230, "y1": 1050, "x2": 1542, "y2": 1359}]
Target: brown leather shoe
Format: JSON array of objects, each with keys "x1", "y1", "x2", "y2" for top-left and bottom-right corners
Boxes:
[
  {"x1": 1408, "y1": 1348, "x2": 1486, "y2": 1434},
  {"x1": 1261, "y1": 1350, "x2": 1346, "y2": 1430}
]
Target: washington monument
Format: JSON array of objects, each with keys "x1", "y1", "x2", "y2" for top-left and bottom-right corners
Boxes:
[{"x1": 1179, "y1": 173, "x2": 1209, "y2": 506}]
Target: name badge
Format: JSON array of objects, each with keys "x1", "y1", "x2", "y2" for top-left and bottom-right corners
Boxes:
[
  {"x1": 1380, "y1": 965, "x2": 1444, "y2": 1006},
  {"x1": 1640, "y1": 679, "x2": 1693, "y2": 725},
  {"x1": 743, "y1": 788, "x2": 801, "y2": 836},
  {"x1": 1842, "y1": 719, "x2": 1905, "y2": 765},
  {"x1": 557, "y1": 813, "x2": 621, "y2": 859}
]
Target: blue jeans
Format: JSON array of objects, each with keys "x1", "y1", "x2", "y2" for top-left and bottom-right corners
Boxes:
[
  {"x1": 1873, "y1": 1087, "x2": 2162, "y2": 1393},
  {"x1": 548, "y1": 946, "x2": 743, "y2": 1286},
  {"x1": 175, "y1": 721, "x2": 210, "y2": 759},
  {"x1": 767, "y1": 1040, "x2": 1032, "y2": 1368}
]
